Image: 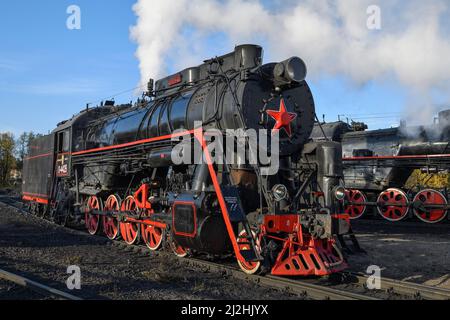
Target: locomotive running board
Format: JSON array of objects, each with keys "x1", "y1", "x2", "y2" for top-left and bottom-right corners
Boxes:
[{"x1": 194, "y1": 128, "x2": 263, "y2": 264}]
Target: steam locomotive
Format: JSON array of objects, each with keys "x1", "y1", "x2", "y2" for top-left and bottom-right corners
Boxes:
[
  {"x1": 22, "y1": 45, "x2": 351, "y2": 276},
  {"x1": 311, "y1": 110, "x2": 450, "y2": 224}
]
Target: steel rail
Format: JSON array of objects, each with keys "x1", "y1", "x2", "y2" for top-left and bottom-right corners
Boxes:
[
  {"x1": 109, "y1": 241, "x2": 377, "y2": 301},
  {"x1": 2, "y1": 195, "x2": 448, "y2": 301},
  {"x1": 0, "y1": 268, "x2": 83, "y2": 300},
  {"x1": 0, "y1": 196, "x2": 374, "y2": 301},
  {"x1": 176, "y1": 258, "x2": 378, "y2": 300},
  {"x1": 345, "y1": 272, "x2": 450, "y2": 300}
]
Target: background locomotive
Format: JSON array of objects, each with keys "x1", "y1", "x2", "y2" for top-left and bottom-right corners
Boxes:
[
  {"x1": 22, "y1": 45, "x2": 351, "y2": 276},
  {"x1": 311, "y1": 110, "x2": 450, "y2": 224}
]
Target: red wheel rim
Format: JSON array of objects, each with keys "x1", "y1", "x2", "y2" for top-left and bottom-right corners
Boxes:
[
  {"x1": 344, "y1": 189, "x2": 367, "y2": 219},
  {"x1": 85, "y1": 196, "x2": 102, "y2": 235},
  {"x1": 413, "y1": 189, "x2": 448, "y2": 224},
  {"x1": 120, "y1": 196, "x2": 140, "y2": 245},
  {"x1": 377, "y1": 188, "x2": 409, "y2": 222},
  {"x1": 103, "y1": 195, "x2": 121, "y2": 240},
  {"x1": 142, "y1": 222, "x2": 164, "y2": 251},
  {"x1": 237, "y1": 230, "x2": 261, "y2": 275}
]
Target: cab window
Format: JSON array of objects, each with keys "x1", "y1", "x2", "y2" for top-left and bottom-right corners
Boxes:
[{"x1": 57, "y1": 130, "x2": 70, "y2": 153}]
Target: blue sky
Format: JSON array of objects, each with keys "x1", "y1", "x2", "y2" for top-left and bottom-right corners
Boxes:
[
  {"x1": 0, "y1": 0, "x2": 138, "y2": 135},
  {"x1": 0, "y1": 1, "x2": 414, "y2": 136}
]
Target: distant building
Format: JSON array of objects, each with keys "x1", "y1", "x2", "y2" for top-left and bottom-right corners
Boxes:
[{"x1": 10, "y1": 169, "x2": 22, "y2": 180}]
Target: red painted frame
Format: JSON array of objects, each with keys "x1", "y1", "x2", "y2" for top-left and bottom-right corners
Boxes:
[
  {"x1": 24, "y1": 153, "x2": 53, "y2": 161},
  {"x1": 22, "y1": 195, "x2": 49, "y2": 205}
]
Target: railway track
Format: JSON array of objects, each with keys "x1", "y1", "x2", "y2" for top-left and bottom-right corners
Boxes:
[
  {"x1": 343, "y1": 272, "x2": 450, "y2": 300},
  {"x1": 1, "y1": 195, "x2": 450, "y2": 300},
  {"x1": 0, "y1": 268, "x2": 82, "y2": 300},
  {"x1": 110, "y1": 240, "x2": 376, "y2": 301},
  {"x1": 97, "y1": 240, "x2": 450, "y2": 300}
]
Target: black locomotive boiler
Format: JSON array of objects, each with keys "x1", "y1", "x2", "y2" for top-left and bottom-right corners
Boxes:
[
  {"x1": 22, "y1": 45, "x2": 351, "y2": 276},
  {"x1": 311, "y1": 110, "x2": 450, "y2": 224}
]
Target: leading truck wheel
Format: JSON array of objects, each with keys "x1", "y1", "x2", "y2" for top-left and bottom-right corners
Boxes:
[
  {"x1": 170, "y1": 240, "x2": 188, "y2": 258},
  {"x1": 413, "y1": 189, "x2": 448, "y2": 224},
  {"x1": 377, "y1": 188, "x2": 409, "y2": 222},
  {"x1": 344, "y1": 189, "x2": 367, "y2": 219},
  {"x1": 236, "y1": 230, "x2": 261, "y2": 275},
  {"x1": 85, "y1": 196, "x2": 103, "y2": 235}
]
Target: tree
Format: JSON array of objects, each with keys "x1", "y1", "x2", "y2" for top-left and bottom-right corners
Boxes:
[
  {"x1": 16, "y1": 132, "x2": 36, "y2": 170},
  {"x1": 0, "y1": 133, "x2": 16, "y2": 186}
]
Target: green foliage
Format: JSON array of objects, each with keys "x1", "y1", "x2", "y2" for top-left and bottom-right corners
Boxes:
[
  {"x1": 0, "y1": 131, "x2": 41, "y2": 187},
  {"x1": 15, "y1": 131, "x2": 37, "y2": 170},
  {"x1": 0, "y1": 132, "x2": 16, "y2": 186},
  {"x1": 0, "y1": 132, "x2": 41, "y2": 187}
]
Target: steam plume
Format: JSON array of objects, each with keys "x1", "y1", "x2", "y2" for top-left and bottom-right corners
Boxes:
[{"x1": 130, "y1": 0, "x2": 450, "y2": 124}]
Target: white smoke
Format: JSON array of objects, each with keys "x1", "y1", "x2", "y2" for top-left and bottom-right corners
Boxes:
[{"x1": 130, "y1": 0, "x2": 450, "y2": 122}]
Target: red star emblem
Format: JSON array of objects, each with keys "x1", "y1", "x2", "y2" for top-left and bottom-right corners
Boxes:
[{"x1": 266, "y1": 99, "x2": 298, "y2": 137}]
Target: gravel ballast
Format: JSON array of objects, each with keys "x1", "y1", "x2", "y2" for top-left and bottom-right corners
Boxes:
[{"x1": 0, "y1": 201, "x2": 295, "y2": 300}]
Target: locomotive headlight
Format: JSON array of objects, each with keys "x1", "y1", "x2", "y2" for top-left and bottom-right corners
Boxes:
[
  {"x1": 272, "y1": 184, "x2": 289, "y2": 202},
  {"x1": 334, "y1": 186, "x2": 346, "y2": 201},
  {"x1": 274, "y1": 57, "x2": 308, "y2": 85}
]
